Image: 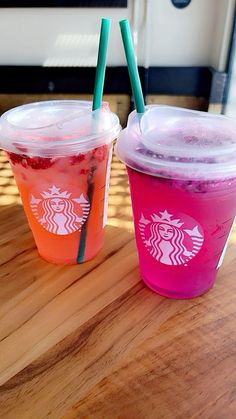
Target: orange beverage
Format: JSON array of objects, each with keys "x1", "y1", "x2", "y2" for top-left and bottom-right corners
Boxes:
[{"x1": 0, "y1": 101, "x2": 120, "y2": 264}]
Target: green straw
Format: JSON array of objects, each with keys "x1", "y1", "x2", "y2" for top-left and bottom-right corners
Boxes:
[
  {"x1": 77, "y1": 18, "x2": 111, "y2": 263},
  {"x1": 119, "y1": 19, "x2": 145, "y2": 114},
  {"x1": 93, "y1": 18, "x2": 111, "y2": 111}
]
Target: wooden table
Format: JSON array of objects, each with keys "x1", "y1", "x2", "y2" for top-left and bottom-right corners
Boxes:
[{"x1": 0, "y1": 204, "x2": 236, "y2": 419}]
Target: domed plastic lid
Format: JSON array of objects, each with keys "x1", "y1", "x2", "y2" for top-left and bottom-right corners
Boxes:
[
  {"x1": 116, "y1": 105, "x2": 236, "y2": 180},
  {"x1": 0, "y1": 100, "x2": 120, "y2": 157}
]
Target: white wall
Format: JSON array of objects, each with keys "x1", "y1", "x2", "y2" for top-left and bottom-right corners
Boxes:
[
  {"x1": 0, "y1": 7, "x2": 130, "y2": 66},
  {"x1": 140, "y1": 0, "x2": 235, "y2": 69},
  {"x1": 142, "y1": 0, "x2": 216, "y2": 67},
  {"x1": 0, "y1": 0, "x2": 234, "y2": 70}
]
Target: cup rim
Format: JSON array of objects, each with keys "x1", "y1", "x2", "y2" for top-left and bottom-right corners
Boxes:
[{"x1": 0, "y1": 100, "x2": 121, "y2": 157}]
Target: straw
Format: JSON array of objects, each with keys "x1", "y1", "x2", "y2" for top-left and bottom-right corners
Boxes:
[
  {"x1": 93, "y1": 18, "x2": 111, "y2": 111},
  {"x1": 77, "y1": 18, "x2": 111, "y2": 263},
  {"x1": 77, "y1": 167, "x2": 95, "y2": 264},
  {"x1": 119, "y1": 19, "x2": 145, "y2": 114}
]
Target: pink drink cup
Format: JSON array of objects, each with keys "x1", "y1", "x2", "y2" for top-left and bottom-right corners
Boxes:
[
  {"x1": 116, "y1": 106, "x2": 236, "y2": 299},
  {"x1": 127, "y1": 167, "x2": 236, "y2": 299}
]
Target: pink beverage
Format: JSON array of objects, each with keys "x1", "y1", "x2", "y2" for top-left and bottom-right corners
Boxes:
[{"x1": 116, "y1": 106, "x2": 236, "y2": 299}]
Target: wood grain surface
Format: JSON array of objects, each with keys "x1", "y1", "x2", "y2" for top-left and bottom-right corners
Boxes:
[{"x1": 1, "y1": 149, "x2": 236, "y2": 418}]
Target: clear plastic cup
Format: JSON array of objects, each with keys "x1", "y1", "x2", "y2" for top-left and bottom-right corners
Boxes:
[
  {"x1": 116, "y1": 105, "x2": 236, "y2": 299},
  {"x1": 0, "y1": 100, "x2": 120, "y2": 264}
]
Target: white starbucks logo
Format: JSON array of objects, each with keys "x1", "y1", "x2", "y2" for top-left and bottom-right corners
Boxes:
[
  {"x1": 30, "y1": 185, "x2": 90, "y2": 235},
  {"x1": 139, "y1": 209, "x2": 204, "y2": 266}
]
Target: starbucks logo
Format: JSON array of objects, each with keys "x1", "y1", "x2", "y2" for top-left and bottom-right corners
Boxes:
[
  {"x1": 30, "y1": 185, "x2": 90, "y2": 235},
  {"x1": 139, "y1": 209, "x2": 204, "y2": 266}
]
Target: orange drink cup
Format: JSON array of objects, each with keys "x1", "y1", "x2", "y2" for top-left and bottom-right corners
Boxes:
[{"x1": 0, "y1": 100, "x2": 120, "y2": 264}]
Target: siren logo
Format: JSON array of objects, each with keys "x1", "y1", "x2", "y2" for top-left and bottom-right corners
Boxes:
[
  {"x1": 139, "y1": 210, "x2": 204, "y2": 266},
  {"x1": 30, "y1": 185, "x2": 90, "y2": 235}
]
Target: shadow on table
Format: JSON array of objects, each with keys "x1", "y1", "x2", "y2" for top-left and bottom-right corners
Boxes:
[
  {"x1": 0, "y1": 151, "x2": 21, "y2": 205},
  {"x1": 108, "y1": 155, "x2": 134, "y2": 232}
]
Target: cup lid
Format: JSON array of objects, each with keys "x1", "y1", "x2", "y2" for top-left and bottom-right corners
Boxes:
[
  {"x1": 0, "y1": 100, "x2": 120, "y2": 157},
  {"x1": 116, "y1": 105, "x2": 236, "y2": 180}
]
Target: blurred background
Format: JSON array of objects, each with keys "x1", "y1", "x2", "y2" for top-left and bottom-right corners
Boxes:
[{"x1": 0, "y1": 0, "x2": 236, "y2": 230}]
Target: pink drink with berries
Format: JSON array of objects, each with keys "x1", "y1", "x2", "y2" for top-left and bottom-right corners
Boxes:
[
  {"x1": 116, "y1": 106, "x2": 236, "y2": 298},
  {"x1": 0, "y1": 101, "x2": 120, "y2": 264}
]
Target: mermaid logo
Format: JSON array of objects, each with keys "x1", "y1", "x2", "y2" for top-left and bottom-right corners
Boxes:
[
  {"x1": 30, "y1": 185, "x2": 90, "y2": 235},
  {"x1": 139, "y1": 210, "x2": 204, "y2": 266}
]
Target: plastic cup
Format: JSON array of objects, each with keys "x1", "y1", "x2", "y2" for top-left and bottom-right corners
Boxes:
[
  {"x1": 116, "y1": 105, "x2": 236, "y2": 299},
  {"x1": 0, "y1": 100, "x2": 120, "y2": 265}
]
